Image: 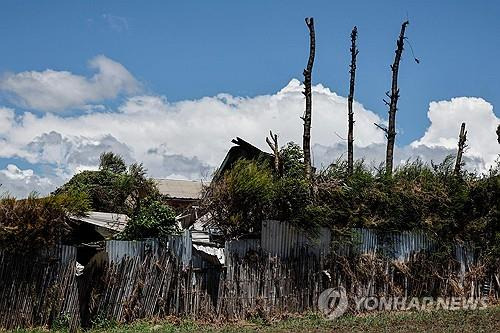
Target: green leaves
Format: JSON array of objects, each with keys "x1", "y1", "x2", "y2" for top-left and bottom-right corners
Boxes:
[
  {"x1": 205, "y1": 141, "x2": 499, "y2": 257},
  {"x1": 206, "y1": 159, "x2": 275, "y2": 238},
  {"x1": 54, "y1": 154, "x2": 159, "y2": 216},
  {"x1": 120, "y1": 198, "x2": 178, "y2": 240},
  {"x1": 99, "y1": 152, "x2": 127, "y2": 174}
]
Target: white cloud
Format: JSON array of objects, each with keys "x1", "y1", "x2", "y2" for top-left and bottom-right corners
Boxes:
[
  {"x1": 0, "y1": 78, "x2": 497, "y2": 197},
  {"x1": 411, "y1": 97, "x2": 499, "y2": 170},
  {"x1": 0, "y1": 79, "x2": 385, "y2": 180},
  {"x1": 0, "y1": 55, "x2": 139, "y2": 112},
  {"x1": 0, "y1": 164, "x2": 54, "y2": 197},
  {"x1": 1, "y1": 164, "x2": 34, "y2": 180}
]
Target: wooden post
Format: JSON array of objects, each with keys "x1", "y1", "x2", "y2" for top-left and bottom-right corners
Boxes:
[
  {"x1": 384, "y1": 21, "x2": 409, "y2": 176},
  {"x1": 454, "y1": 122, "x2": 467, "y2": 175},
  {"x1": 347, "y1": 26, "x2": 358, "y2": 175},
  {"x1": 302, "y1": 17, "x2": 316, "y2": 181}
]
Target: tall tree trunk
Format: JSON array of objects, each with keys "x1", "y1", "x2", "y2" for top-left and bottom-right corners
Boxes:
[
  {"x1": 454, "y1": 122, "x2": 467, "y2": 175},
  {"x1": 497, "y1": 124, "x2": 500, "y2": 144},
  {"x1": 385, "y1": 21, "x2": 409, "y2": 176},
  {"x1": 302, "y1": 17, "x2": 315, "y2": 180},
  {"x1": 347, "y1": 26, "x2": 358, "y2": 175},
  {"x1": 266, "y1": 130, "x2": 282, "y2": 176}
]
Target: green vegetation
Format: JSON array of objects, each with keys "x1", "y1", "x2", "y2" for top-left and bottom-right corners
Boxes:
[
  {"x1": 0, "y1": 191, "x2": 90, "y2": 253},
  {"x1": 53, "y1": 153, "x2": 159, "y2": 216},
  {"x1": 204, "y1": 142, "x2": 499, "y2": 261},
  {"x1": 118, "y1": 197, "x2": 178, "y2": 239},
  {"x1": 0, "y1": 151, "x2": 179, "y2": 250},
  {"x1": 54, "y1": 152, "x2": 178, "y2": 240},
  {"x1": 11, "y1": 305, "x2": 500, "y2": 332}
]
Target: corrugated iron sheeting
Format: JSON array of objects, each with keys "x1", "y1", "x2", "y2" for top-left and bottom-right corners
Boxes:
[
  {"x1": 106, "y1": 230, "x2": 192, "y2": 267},
  {"x1": 104, "y1": 223, "x2": 475, "y2": 272},
  {"x1": 347, "y1": 228, "x2": 437, "y2": 261},
  {"x1": 224, "y1": 239, "x2": 260, "y2": 265},
  {"x1": 57, "y1": 245, "x2": 77, "y2": 263},
  {"x1": 38, "y1": 244, "x2": 77, "y2": 263},
  {"x1": 168, "y1": 229, "x2": 192, "y2": 268},
  {"x1": 261, "y1": 220, "x2": 331, "y2": 258},
  {"x1": 106, "y1": 239, "x2": 160, "y2": 263}
]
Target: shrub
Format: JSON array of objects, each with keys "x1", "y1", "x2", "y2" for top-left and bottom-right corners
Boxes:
[
  {"x1": 0, "y1": 192, "x2": 90, "y2": 253},
  {"x1": 54, "y1": 153, "x2": 160, "y2": 216},
  {"x1": 120, "y1": 197, "x2": 178, "y2": 240},
  {"x1": 204, "y1": 140, "x2": 499, "y2": 255},
  {"x1": 204, "y1": 159, "x2": 274, "y2": 238}
]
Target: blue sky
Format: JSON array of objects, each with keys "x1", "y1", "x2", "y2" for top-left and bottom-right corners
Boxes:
[
  {"x1": 2, "y1": 0, "x2": 499, "y2": 141},
  {"x1": 0, "y1": 1, "x2": 499, "y2": 196}
]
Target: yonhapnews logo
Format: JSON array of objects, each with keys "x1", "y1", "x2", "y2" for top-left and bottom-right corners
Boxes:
[
  {"x1": 317, "y1": 287, "x2": 349, "y2": 319},
  {"x1": 318, "y1": 288, "x2": 489, "y2": 320}
]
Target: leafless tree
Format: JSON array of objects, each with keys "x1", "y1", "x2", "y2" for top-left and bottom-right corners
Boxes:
[
  {"x1": 302, "y1": 17, "x2": 315, "y2": 180},
  {"x1": 376, "y1": 21, "x2": 409, "y2": 176},
  {"x1": 454, "y1": 122, "x2": 467, "y2": 175},
  {"x1": 347, "y1": 26, "x2": 358, "y2": 175},
  {"x1": 497, "y1": 124, "x2": 500, "y2": 144},
  {"x1": 266, "y1": 130, "x2": 281, "y2": 176}
]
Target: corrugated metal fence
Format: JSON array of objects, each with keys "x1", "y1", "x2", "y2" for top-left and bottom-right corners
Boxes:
[
  {"x1": 0, "y1": 221, "x2": 497, "y2": 330},
  {"x1": 0, "y1": 246, "x2": 80, "y2": 331}
]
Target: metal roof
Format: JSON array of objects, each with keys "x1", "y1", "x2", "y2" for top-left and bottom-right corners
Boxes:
[
  {"x1": 214, "y1": 137, "x2": 273, "y2": 180},
  {"x1": 73, "y1": 211, "x2": 129, "y2": 232},
  {"x1": 155, "y1": 179, "x2": 206, "y2": 199}
]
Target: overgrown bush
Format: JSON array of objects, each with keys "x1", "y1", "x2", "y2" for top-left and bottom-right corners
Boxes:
[
  {"x1": 205, "y1": 159, "x2": 275, "y2": 238},
  {"x1": 120, "y1": 197, "x2": 178, "y2": 239},
  {"x1": 54, "y1": 152, "x2": 159, "y2": 216},
  {"x1": 0, "y1": 192, "x2": 90, "y2": 253},
  {"x1": 204, "y1": 141, "x2": 499, "y2": 258},
  {"x1": 54, "y1": 152, "x2": 179, "y2": 240}
]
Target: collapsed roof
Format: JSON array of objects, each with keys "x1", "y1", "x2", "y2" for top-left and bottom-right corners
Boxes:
[{"x1": 214, "y1": 137, "x2": 273, "y2": 180}]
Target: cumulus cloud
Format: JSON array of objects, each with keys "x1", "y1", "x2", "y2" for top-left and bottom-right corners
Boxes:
[
  {"x1": 411, "y1": 97, "x2": 499, "y2": 170},
  {"x1": 24, "y1": 131, "x2": 134, "y2": 176},
  {"x1": 314, "y1": 142, "x2": 486, "y2": 172},
  {"x1": 0, "y1": 77, "x2": 497, "y2": 197},
  {"x1": 0, "y1": 79, "x2": 385, "y2": 182},
  {"x1": 0, "y1": 164, "x2": 54, "y2": 197},
  {"x1": 0, "y1": 55, "x2": 139, "y2": 112}
]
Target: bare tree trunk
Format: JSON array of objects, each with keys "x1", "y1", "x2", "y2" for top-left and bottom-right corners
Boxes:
[
  {"x1": 302, "y1": 17, "x2": 315, "y2": 180},
  {"x1": 497, "y1": 124, "x2": 500, "y2": 144},
  {"x1": 347, "y1": 26, "x2": 358, "y2": 175},
  {"x1": 385, "y1": 21, "x2": 409, "y2": 176},
  {"x1": 266, "y1": 130, "x2": 282, "y2": 176},
  {"x1": 454, "y1": 122, "x2": 467, "y2": 175}
]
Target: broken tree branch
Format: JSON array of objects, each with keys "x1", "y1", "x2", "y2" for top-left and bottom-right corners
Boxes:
[
  {"x1": 374, "y1": 123, "x2": 389, "y2": 135},
  {"x1": 302, "y1": 17, "x2": 315, "y2": 181},
  {"x1": 347, "y1": 26, "x2": 358, "y2": 176}
]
